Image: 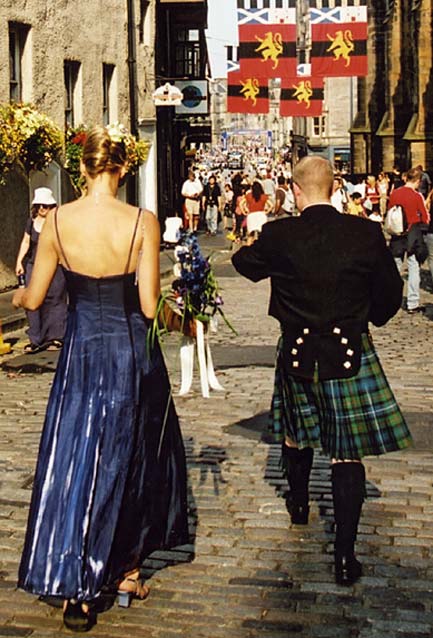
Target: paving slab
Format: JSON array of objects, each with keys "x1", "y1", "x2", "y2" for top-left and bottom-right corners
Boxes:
[{"x1": 0, "y1": 252, "x2": 433, "y2": 636}]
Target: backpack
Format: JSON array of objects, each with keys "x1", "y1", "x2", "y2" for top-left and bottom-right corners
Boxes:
[{"x1": 384, "y1": 204, "x2": 405, "y2": 235}]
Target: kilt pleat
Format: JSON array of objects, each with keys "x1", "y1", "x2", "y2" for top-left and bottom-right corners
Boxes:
[{"x1": 269, "y1": 333, "x2": 412, "y2": 459}]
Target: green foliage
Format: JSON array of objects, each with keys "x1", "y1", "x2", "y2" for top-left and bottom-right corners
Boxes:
[
  {"x1": 64, "y1": 126, "x2": 87, "y2": 195},
  {"x1": 0, "y1": 105, "x2": 150, "y2": 191},
  {"x1": 0, "y1": 103, "x2": 63, "y2": 182}
]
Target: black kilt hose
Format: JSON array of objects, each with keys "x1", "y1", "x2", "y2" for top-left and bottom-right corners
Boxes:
[{"x1": 270, "y1": 333, "x2": 412, "y2": 459}]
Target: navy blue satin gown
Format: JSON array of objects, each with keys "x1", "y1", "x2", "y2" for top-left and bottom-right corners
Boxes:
[{"x1": 18, "y1": 247, "x2": 189, "y2": 601}]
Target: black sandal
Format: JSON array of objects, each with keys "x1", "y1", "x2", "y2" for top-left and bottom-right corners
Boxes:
[
  {"x1": 63, "y1": 600, "x2": 95, "y2": 633},
  {"x1": 45, "y1": 339, "x2": 63, "y2": 351},
  {"x1": 24, "y1": 343, "x2": 45, "y2": 354}
]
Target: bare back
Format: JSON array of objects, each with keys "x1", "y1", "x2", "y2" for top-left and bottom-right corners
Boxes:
[{"x1": 53, "y1": 196, "x2": 146, "y2": 278}]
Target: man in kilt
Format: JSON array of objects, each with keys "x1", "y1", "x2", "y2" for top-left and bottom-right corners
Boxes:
[{"x1": 232, "y1": 156, "x2": 412, "y2": 586}]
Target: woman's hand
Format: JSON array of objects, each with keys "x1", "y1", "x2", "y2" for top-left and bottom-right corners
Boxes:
[
  {"x1": 15, "y1": 263, "x2": 24, "y2": 276},
  {"x1": 12, "y1": 288, "x2": 25, "y2": 308}
]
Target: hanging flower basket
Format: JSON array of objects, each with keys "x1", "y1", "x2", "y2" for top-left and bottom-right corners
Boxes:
[
  {"x1": 64, "y1": 126, "x2": 88, "y2": 195},
  {"x1": 0, "y1": 118, "x2": 16, "y2": 185},
  {"x1": 0, "y1": 103, "x2": 63, "y2": 178}
]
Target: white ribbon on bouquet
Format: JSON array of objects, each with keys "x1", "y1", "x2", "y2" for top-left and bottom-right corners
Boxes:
[{"x1": 178, "y1": 320, "x2": 224, "y2": 398}]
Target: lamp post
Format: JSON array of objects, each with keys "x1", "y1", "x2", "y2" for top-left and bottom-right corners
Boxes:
[{"x1": 126, "y1": 0, "x2": 138, "y2": 204}]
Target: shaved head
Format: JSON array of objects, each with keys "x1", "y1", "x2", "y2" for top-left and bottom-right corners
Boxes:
[{"x1": 293, "y1": 156, "x2": 334, "y2": 202}]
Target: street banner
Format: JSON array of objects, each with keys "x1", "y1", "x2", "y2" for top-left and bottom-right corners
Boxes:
[
  {"x1": 221, "y1": 131, "x2": 228, "y2": 151},
  {"x1": 237, "y1": 3, "x2": 297, "y2": 79},
  {"x1": 280, "y1": 76, "x2": 324, "y2": 117},
  {"x1": 310, "y1": 6, "x2": 368, "y2": 77},
  {"x1": 227, "y1": 71, "x2": 269, "y2": 114},
  {"x1": 266, "y1": 130, "x2": 272, "y2": 150}
]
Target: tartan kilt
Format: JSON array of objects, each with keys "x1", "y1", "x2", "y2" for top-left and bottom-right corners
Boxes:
[{"x1": 269, "y1": 333, "x2": 412, "y2": 459}]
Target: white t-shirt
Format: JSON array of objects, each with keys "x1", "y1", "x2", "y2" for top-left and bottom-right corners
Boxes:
[
  {"x1": 331, "y1": 189, "x2": 347, "y2": 213},
  {"x1": 182, "y1": 179, "x2": 203, "y2": 198}
]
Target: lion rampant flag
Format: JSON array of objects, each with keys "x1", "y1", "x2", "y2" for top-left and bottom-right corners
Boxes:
[
  {"x1": 227, "y1": 72, "x2": 269, "y2": 114},
  {"x1": 310, "y1": 6, "x2": 368, "y2": 77},
  {"x1": 280, "y1": 76, "x2": 324, "y2": 117},
  {"x1": 237, "y1": 6, "x2": 297, "y2": 79}
]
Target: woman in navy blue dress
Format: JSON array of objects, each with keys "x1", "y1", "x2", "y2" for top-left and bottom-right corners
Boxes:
[{"x1": 13, "y1": 126, "x2": 189, "y2": 631}]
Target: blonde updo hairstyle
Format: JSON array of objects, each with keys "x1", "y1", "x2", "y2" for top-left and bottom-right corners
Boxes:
[{"x1": 82, "y1": 125, "x2": 127, "y2": 178}]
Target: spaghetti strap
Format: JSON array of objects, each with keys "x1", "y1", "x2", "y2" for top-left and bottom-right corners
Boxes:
[
  {"x1": 125, "y1": 208, "x2": 142, "y2": 274},
  {"x1": 54, "y1": 207, "x2": 72, "y2": 270}
]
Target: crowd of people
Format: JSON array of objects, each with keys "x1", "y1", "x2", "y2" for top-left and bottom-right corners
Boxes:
[
  {"x1": 180, "y1": 150, "x2": 295, "y2": 243},
  {"x1": 10, "y1": 128, "x2": 432, "y2": 632},
  {"x1": 180, "y1": 154, "x2": 433, "y2": 260}
]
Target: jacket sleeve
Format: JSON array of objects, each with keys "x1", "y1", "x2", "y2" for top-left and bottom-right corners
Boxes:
[
  {"x1": 369, "y1": 225, "x2": 403, "y2": 326},
  {"x1": 231, "y1": 227, "x2": 271, "y2": 282}
]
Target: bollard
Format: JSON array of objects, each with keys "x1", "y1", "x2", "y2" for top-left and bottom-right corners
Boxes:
[{"x1": 0, "y1": 320, "x2": 12, "y2": 355}]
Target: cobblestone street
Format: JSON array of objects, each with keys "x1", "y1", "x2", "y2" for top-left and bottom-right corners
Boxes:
[{"x1": 1, "y1": 256, "x2": 433, "y2": 637}]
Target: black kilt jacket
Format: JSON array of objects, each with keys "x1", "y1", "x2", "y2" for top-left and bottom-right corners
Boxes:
[{"x1": 231, "y1": 204, "x2": 403, "y2": 380}]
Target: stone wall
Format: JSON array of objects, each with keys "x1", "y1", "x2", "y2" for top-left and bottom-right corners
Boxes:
[
  {"x1": 0, "y1": 0, "x2": 156, "y2": 291},
  {"x1": 0, "y1": 169, "x2": 29, "y2": 290},
  {"x1": 352, "y1": 0, "x2": 433, "y2": 174},
  {"x1": 0, "y1": 0, "x2": 155, "y2": 129}
]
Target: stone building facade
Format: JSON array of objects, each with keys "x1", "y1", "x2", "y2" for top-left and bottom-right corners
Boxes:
[
  {"x1": 0, "y1": 0, "x2": 157, "y2": 289},
  {"x1": 1, "y1": 0, "x2": 156, "y2": 139},
  {"x1": 307, "y1": 77, "x2": 357, "y2": 171},
  {"x1": 351, "y1": 0, "x2": 433, "y2": 174}
]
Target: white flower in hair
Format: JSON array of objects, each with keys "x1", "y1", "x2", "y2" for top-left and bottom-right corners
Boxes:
[{"x1": 106, "y1": 122, "x2": 128, "y2": 143}]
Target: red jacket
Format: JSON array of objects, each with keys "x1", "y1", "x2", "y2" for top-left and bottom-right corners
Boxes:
[{"x1": 388, "y1": 185, "x2": 429, "y2": 229}]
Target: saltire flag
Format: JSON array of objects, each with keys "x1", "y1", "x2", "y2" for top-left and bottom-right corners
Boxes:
[
  {"x1": 280, "y1": 76, "x2": 324, "y2": 117},
  {"x1": 226, "y1": 45, "x2": 240, "y2": 75},
  {"x1": 310, "y1": 6, "x2": 368, "y2": 77},
  {"x1": 227, "y1": 71, "x2": 269, "y2": 114},
  {"x1": 237, "y1": 6, "x2": 297, "y2": 79}
]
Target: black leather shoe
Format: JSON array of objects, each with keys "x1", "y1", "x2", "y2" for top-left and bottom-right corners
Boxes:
[
  {"x1": 335, "y1": 553, "x2": 362, "y2": 586},
  {"x1": 285, "y1": 495, "x2": 309, "y2": 524},
  {"x1": 63, "y1": 600, "x2": 95, "y2": 632}
]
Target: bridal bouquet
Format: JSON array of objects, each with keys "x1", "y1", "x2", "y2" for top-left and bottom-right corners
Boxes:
[
  {"x1": 153, "y1": 231, "x2": 236, "y2": 397},
  {"x1": 155, "y1": 231, "x2": 235, "y2": 336}
]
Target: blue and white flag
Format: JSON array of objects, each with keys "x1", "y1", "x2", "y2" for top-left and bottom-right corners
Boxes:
[
  {"x1": 237, "y1": 9, "x2": 270, "y2": 26},
  {"x1": 310, "y1": 6, "x2": 367, "y2": 25},
  {"x1": 226, "y1": 46, "x2": 240, "y2": 74},
  {"x1": 238, "y1": 6, "x2": 296, "y2": 25}
]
